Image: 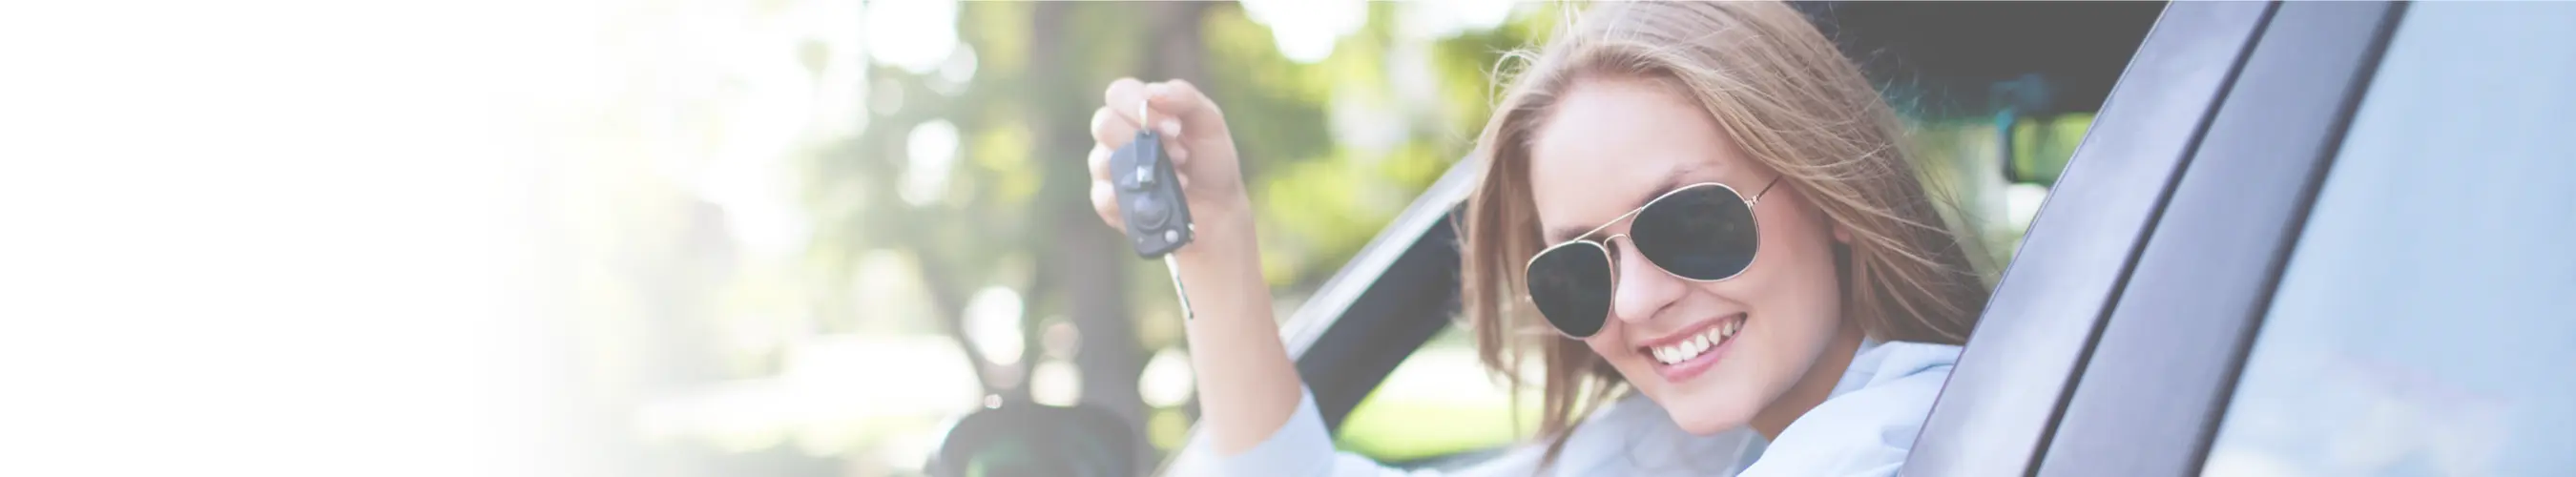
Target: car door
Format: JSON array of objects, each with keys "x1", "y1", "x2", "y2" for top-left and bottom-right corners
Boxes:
[
  {"x1": 2196, "y1": 5, "x2": 2576, "y2": 474},
  {"x1": 1916, "y1": 1, "x2": 2576, "y2": 475},
  {"x1": 2036, "y1": 1, "x2": 2402, "y2": 474},
  {"x1": 1905, "y1": 2, "x2": 2277, "y2": 474}
]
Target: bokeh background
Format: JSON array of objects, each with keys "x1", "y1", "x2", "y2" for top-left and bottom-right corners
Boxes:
[{"x1": 0, "y1": 1, "x2": 2103, "y2": 476}]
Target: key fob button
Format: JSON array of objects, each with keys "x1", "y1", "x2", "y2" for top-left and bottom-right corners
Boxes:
[{"x1": 1130, "y1": 195, "x2": 1169, "y2": 228}]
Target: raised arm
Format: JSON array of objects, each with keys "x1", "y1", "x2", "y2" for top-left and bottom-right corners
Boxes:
[{"x1": 1085, "y1": 78, "x2": 1302, "y2": 456}]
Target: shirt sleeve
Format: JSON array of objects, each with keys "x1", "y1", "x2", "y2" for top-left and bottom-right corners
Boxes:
[{"x1": 1170, "y1": 386, "x2": 1538, "y2": 477}]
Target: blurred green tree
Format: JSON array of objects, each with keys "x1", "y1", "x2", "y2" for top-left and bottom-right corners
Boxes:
[{"x1": 799, "y1": 0, "x2": 1537, "y2": 444}]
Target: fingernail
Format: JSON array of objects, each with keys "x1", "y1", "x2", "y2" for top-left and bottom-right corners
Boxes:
[
  {"x1": 1147, "y1": 83, "x2": 1171, "y2": 100},
  {"x1": 1159, "y1": 120, "x2": 1182, "y2": 136}
]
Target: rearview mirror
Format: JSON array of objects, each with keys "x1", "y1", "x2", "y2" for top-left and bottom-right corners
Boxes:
[{"x1": 927, "y1": 402, "x2": 1140, "y2": 477}]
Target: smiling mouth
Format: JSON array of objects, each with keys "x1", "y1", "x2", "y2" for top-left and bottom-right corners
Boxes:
[{"x1": 1643, "y1": 313, "x2": 1747, "y2": 365}]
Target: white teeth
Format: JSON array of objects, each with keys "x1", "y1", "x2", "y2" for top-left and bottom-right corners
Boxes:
[{"x1": 1651, "y1": 320, "x2": 1746, "y2": 365}]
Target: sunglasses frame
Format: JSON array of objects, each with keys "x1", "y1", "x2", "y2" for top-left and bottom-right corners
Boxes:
[{"x1": 1524, "y1": 176, "x2": 1784, "y2": 338}]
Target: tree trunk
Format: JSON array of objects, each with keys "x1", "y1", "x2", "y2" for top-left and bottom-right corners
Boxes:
[{"x1": 1028, "y1": 2, "x2": 1145, "y2": 430}]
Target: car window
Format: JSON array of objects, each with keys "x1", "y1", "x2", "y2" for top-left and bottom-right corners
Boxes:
[
  {"x1": 1331, "y1": 326, "x2": 1537, "y2": 468},
  {"x1": 2201, "y1": 3, "x2": 2576, "y2": 476}
]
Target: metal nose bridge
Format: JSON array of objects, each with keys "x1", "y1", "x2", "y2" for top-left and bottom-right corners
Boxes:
[{"x1": 1599, "y1": 233, "x2": 1633, "y2": 289}]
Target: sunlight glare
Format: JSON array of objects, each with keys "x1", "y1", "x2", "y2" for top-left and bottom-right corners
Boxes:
[
  {"x1": 863, "y1": 0, "x2": 960, "y2": 74},
  {"x1": 1241, "y1": 0, "x2": 1368, "y2": 64}
]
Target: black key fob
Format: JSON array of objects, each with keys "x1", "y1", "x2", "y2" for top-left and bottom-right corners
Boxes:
[{"x1": 1111, "y1": 130, "x2": 1193, "y2": 259}]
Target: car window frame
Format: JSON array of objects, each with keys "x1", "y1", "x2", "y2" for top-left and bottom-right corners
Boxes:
[
  {"x1": 2032, "y1": 2, "x2": 2407, "y2": 476},
  {"x1": 1278, "y1": 160, "x2": 1481, "y2": 431},
  {"x1": 1904, "y1": 2, "x2": 2275, "y2": 475}
]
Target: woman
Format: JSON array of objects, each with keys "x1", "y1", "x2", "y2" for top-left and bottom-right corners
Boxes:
[{"x1": 1083, "y1": 2, "x2": 1991, "y2": 475}]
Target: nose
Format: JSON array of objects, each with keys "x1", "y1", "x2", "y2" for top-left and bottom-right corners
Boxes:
[{"x1": 1607, "y1": 236, "x2": 1685, "y2": 325}]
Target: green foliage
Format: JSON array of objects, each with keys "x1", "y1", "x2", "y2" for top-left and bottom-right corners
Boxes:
[
  {"x1": 1335, "y1": 391, "x2": 1539, "y2": 464},
  {"x1": 2009, "y1": 114, "x2": 2091, "y2": 186}
]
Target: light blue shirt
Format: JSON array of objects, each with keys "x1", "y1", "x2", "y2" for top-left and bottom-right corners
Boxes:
[{"x1": 1167, "y1": 341, "x2": 1961, "y2": 476}]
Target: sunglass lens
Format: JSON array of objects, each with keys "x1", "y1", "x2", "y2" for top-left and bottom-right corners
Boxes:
[
  {"x1": 1631, "y1": 184, "x2": 1759, "y2": 280},
  {"x1": 1527, "y1": 242, "x2": 1614, "y2": 338}
]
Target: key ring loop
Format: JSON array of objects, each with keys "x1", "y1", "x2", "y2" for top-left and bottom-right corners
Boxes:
[{"x1": 1138, "y1": 99, "x2": 1151, "y2": 130}]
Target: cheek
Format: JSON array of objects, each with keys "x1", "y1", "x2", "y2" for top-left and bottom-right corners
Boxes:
[
  {"x1": 1581, "y1": 322, "x2": 1630, "y2": 363},
  {"x1": 1743, "y1": 202, "x2": 1849, "y2": 343},
  {"x1": 1745, "y1": 193, "x2": 1845, "y2": 301},
  {"x1": 1581, "y1": 321, "x2": 1662, "y2": 383}
]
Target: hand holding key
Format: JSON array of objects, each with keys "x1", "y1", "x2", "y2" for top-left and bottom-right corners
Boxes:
[
  {"x1": 1088, "y1": 78, "x2": 1249, "y2": 252},
  {"x1": 1108, "y1": 98, "x2": 1194, "y2": 258},
  {"x1": 1086, "y1": 78, "x2": 1297, "y2": 456}
]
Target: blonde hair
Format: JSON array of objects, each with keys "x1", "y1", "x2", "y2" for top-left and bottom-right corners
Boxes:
[{"x1": 1455, "y1": 1, "x2": 1992, "y2": 467}]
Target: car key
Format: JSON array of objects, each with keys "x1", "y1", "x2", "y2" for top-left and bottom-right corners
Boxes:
[
  {"x1": 1111, "y1": 104, "x2": 1195, "y2": 319},
  {"x1": 1110, "y1": 106, "x2": 1195, "y2": 259}
]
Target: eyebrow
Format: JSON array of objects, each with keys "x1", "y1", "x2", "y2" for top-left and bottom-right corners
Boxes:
[{"x1": 1543, "y1": 165, "x2": 1700, "y2": 243}]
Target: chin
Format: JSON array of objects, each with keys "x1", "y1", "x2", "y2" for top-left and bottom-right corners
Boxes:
[{"x1": 1657, "y1": 388, "x2": 1763, "y2": 436}]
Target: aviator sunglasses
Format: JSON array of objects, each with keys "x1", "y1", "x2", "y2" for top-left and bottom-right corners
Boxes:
[{"x1": 1525, "y1": 176, "x2": 1783, "y2": 338}]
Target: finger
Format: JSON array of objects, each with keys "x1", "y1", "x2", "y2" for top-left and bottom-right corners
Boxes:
[
  {"x1": 1146, "y1": 79, "x2": 1223, "y2": 135},
  {"x1": 1090, "y1": 180, "x2": 1124, "y2": 230},
  {"x1": 1091, "y1": 107, "x2": 1140, "y2": 151},
  {"x1": 1163, "y1": 140, "x2": 1191, "y2": 168},
  {"x1": 1087, "y1": 145, "x2": 1112, "y2": 183},
  {"x1": 1104, "y1": 77, "x2": 1149, "y2": 127}
]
